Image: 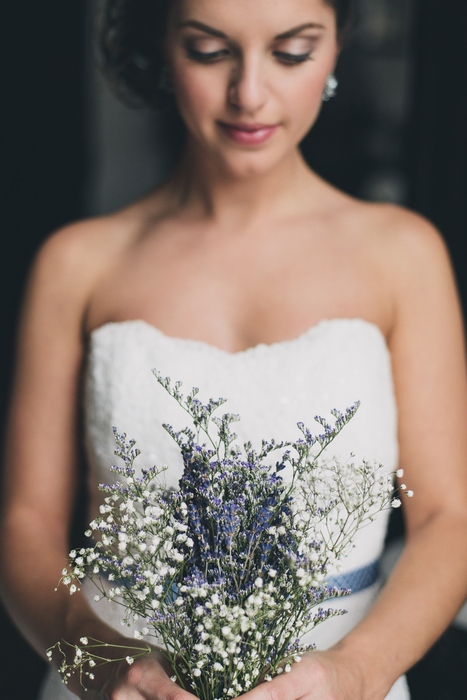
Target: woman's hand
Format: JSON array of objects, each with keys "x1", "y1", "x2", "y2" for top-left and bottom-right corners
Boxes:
[
  {"x1": 70, "y1": 646, "x2": 367, "y2": 700},
  {"x1": 240, "y1": 650, "x2": 366, "y2": 700},
  {"x1": 73, "y1": 647, "x2": 200, "y2": 700}
]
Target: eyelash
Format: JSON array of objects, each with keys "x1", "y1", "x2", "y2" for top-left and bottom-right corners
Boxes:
[
  {"x1": 186, "y1": 48, "x2": 313, "y2": 66},
  {"x1": 274, "y1": 51, "x2": 313, "y2": 65},
  {"x1": 187, "y1": 48, "x2": 229, "y2": 63}
]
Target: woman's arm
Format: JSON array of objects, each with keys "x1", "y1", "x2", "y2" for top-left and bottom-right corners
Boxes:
[
  {"x1": 329, "y1": 214, "x2": 467, "y2": 696},
  {"x1": 0, "y1": 225, "x2": 196, "y2": 700},
  {"x1": 240, "y1": 212, "x2": 467, "y2": 700},
  {"x1": 1, "y1": 226, "x2": 94, "y2": 657}
]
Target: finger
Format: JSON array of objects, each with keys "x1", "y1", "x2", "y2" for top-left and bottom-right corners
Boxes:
[
  {"x1": 240, "y1": 673, "x2": 302, "y2": 700},
  {"x1": 110, "y1": 689, "x2": 145, "y2": 700},
  {"x1": 240, "y1": 658, "x2": 320, "y2": 700},
  {"x1": 126, "y1": 661, "x2": 199, "y2": 700}
]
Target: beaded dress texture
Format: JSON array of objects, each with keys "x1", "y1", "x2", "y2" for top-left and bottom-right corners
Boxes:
[{"x1": 39, "y1": 318, "x2": 410, "y2": 699}]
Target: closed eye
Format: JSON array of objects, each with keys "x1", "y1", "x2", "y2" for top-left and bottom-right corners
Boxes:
[
  {"x1": 186, "y1": 47, "x2": 314, "y2": 65},
  {"x1": 274, "y1": 51, "x2": 313, "y2": 65},
  {"x1": 187, "y1": 47, "x2": 230, "y2": 63}
]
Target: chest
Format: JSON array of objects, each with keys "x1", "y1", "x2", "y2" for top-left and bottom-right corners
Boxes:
[{"x1": 87, "y1": 225, "x2": 392, "y2": 349}]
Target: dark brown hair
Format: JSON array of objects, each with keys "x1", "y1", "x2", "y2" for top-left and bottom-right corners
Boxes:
[{"x1": 99, "y1": 0, "x2": 357, "y2": 109}]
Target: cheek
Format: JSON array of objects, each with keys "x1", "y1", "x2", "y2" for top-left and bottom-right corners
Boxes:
[
  {"x1": 172, "y1": 66, "x2": 225, "y2": 127},
  {"x1": 278, "y1": 72, "x2": 327, "y2": 128},
  {"x1": 276, "y1": 45, "x2": 337, "y2": 129}
]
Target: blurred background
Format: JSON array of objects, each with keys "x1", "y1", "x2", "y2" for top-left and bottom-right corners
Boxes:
[{"x1": 1, "y1": 0, "x2": 467, "y2": 697}]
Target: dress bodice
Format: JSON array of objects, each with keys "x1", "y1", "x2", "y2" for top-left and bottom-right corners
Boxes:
[{"x1": 84, "y1": 318, "x2": 398, "y2": 574}]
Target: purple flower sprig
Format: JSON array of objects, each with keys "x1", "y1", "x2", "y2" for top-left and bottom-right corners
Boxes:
[{"x1": 51, "y1": 372, "x2": 411, "y2": 699}]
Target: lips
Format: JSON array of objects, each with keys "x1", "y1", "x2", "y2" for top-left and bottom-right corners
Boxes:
[{"x1": 217, "y1": 121, "x2": 279, "y2": 146}]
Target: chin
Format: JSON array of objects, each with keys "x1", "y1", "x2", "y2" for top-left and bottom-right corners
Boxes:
[{"x1": 214, "y1": 146, "x2": 290, "y2": 180}]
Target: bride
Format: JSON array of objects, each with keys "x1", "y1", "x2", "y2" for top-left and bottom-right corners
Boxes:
[{"x1": 2, "y1": 0, "x2": 467, "y2": 698}]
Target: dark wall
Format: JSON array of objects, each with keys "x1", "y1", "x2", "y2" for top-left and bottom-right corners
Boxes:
[
  {"x1": 407, "y1": 0, "x2": 467, "y2": 313},
  {"x1": 1, "y1": 3, "x2": 87, "y2": 698},
  {"x1": 2, "y1": 2, "x2": 87, "y2": 393},
  {"x1": 404, "y1": 5, "x2": 467, "y2": 694}
]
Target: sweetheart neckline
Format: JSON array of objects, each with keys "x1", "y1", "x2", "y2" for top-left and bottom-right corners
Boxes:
[{"x1": 89, "y1": 317, "x2": 389, "y2": 357}]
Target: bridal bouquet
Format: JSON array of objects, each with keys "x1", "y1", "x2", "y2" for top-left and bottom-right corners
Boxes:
[{"x1": 49, "y1": 371, "x2": 409, "y2": 698}]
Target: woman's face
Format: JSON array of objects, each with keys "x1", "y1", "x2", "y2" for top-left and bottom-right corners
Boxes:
[{"x1": 165, "y1": 0, "x2": 339, "y2": 178}]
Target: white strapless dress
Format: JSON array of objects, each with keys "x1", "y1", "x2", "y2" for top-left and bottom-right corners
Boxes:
[{"x1": 39, "y1": 318, "x2": 410, "y2": 699}]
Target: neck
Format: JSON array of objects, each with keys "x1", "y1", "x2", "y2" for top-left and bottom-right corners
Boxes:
[{"x1": 166, "y1": 138, "x2": 321, "y2": 231}]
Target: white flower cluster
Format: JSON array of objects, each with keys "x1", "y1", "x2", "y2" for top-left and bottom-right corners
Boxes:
[{"x1": 46, "y1": 636, "x2": 150, "y2": 687}]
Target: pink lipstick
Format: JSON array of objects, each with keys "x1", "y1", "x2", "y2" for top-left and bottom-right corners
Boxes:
[{"x1": 217, "y1": 121, "x2": 278, "y2": 146}]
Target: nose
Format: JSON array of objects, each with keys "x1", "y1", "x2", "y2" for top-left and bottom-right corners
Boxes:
[{"x1": 228, "y1": 55, "x2": 268, "y2": 114}]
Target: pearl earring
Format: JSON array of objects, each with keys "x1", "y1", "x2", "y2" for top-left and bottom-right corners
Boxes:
[{"x1": 322, "y1": 74, "x2": 338, "y2": 101}]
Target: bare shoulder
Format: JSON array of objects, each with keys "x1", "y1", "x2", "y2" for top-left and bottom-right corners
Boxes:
[
  {"x1": 16, "y1": 214, "x2": 131, "y2": 351},
  {"x1": 353, "y1": 201, "x2": 449, "y2": 268},
  {"x1": 334, "y1": 198, "x2": 453, "y2": 288},
  {"x1": 29, "y1": 207, "x2": 145, "y2": 315},
  {"x1": 34, "y1": 213, "x2": 133, "y2": 288},
  {"x1": 319, "y1": 181, "x2": 443, "y2": 249},
  {"x1": 355, "y1": 202, "x2": 461, "y2": 339},
  {"x1": 374, "y1": 205, "x2": 457, "y2": 312},
  {"x1": 32, "y1": 183, "x2": 172, "y2": 293},
  {"x1": 322, "y1": 194, "x2": 460, "y2": 336}
]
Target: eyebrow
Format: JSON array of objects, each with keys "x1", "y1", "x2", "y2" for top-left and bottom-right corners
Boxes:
[
  {"x1": 275, "y1": 23, "x2": 326, "y2": 39},
  {"x1": 176, "y1": 20, "x2": 326, "y2": 40},
  {"x1": 176, "y1": 21, "x2": 227, "y2": 38}
]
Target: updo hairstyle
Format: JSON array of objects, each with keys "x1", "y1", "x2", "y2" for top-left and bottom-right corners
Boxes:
[{"x1": 99, "y1": 0, "x2": 357, "y2": 109}]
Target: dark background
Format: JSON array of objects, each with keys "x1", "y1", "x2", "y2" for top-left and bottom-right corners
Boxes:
[{"x1": 1, "y1": 0, "x2": 467, "y2": 697}]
